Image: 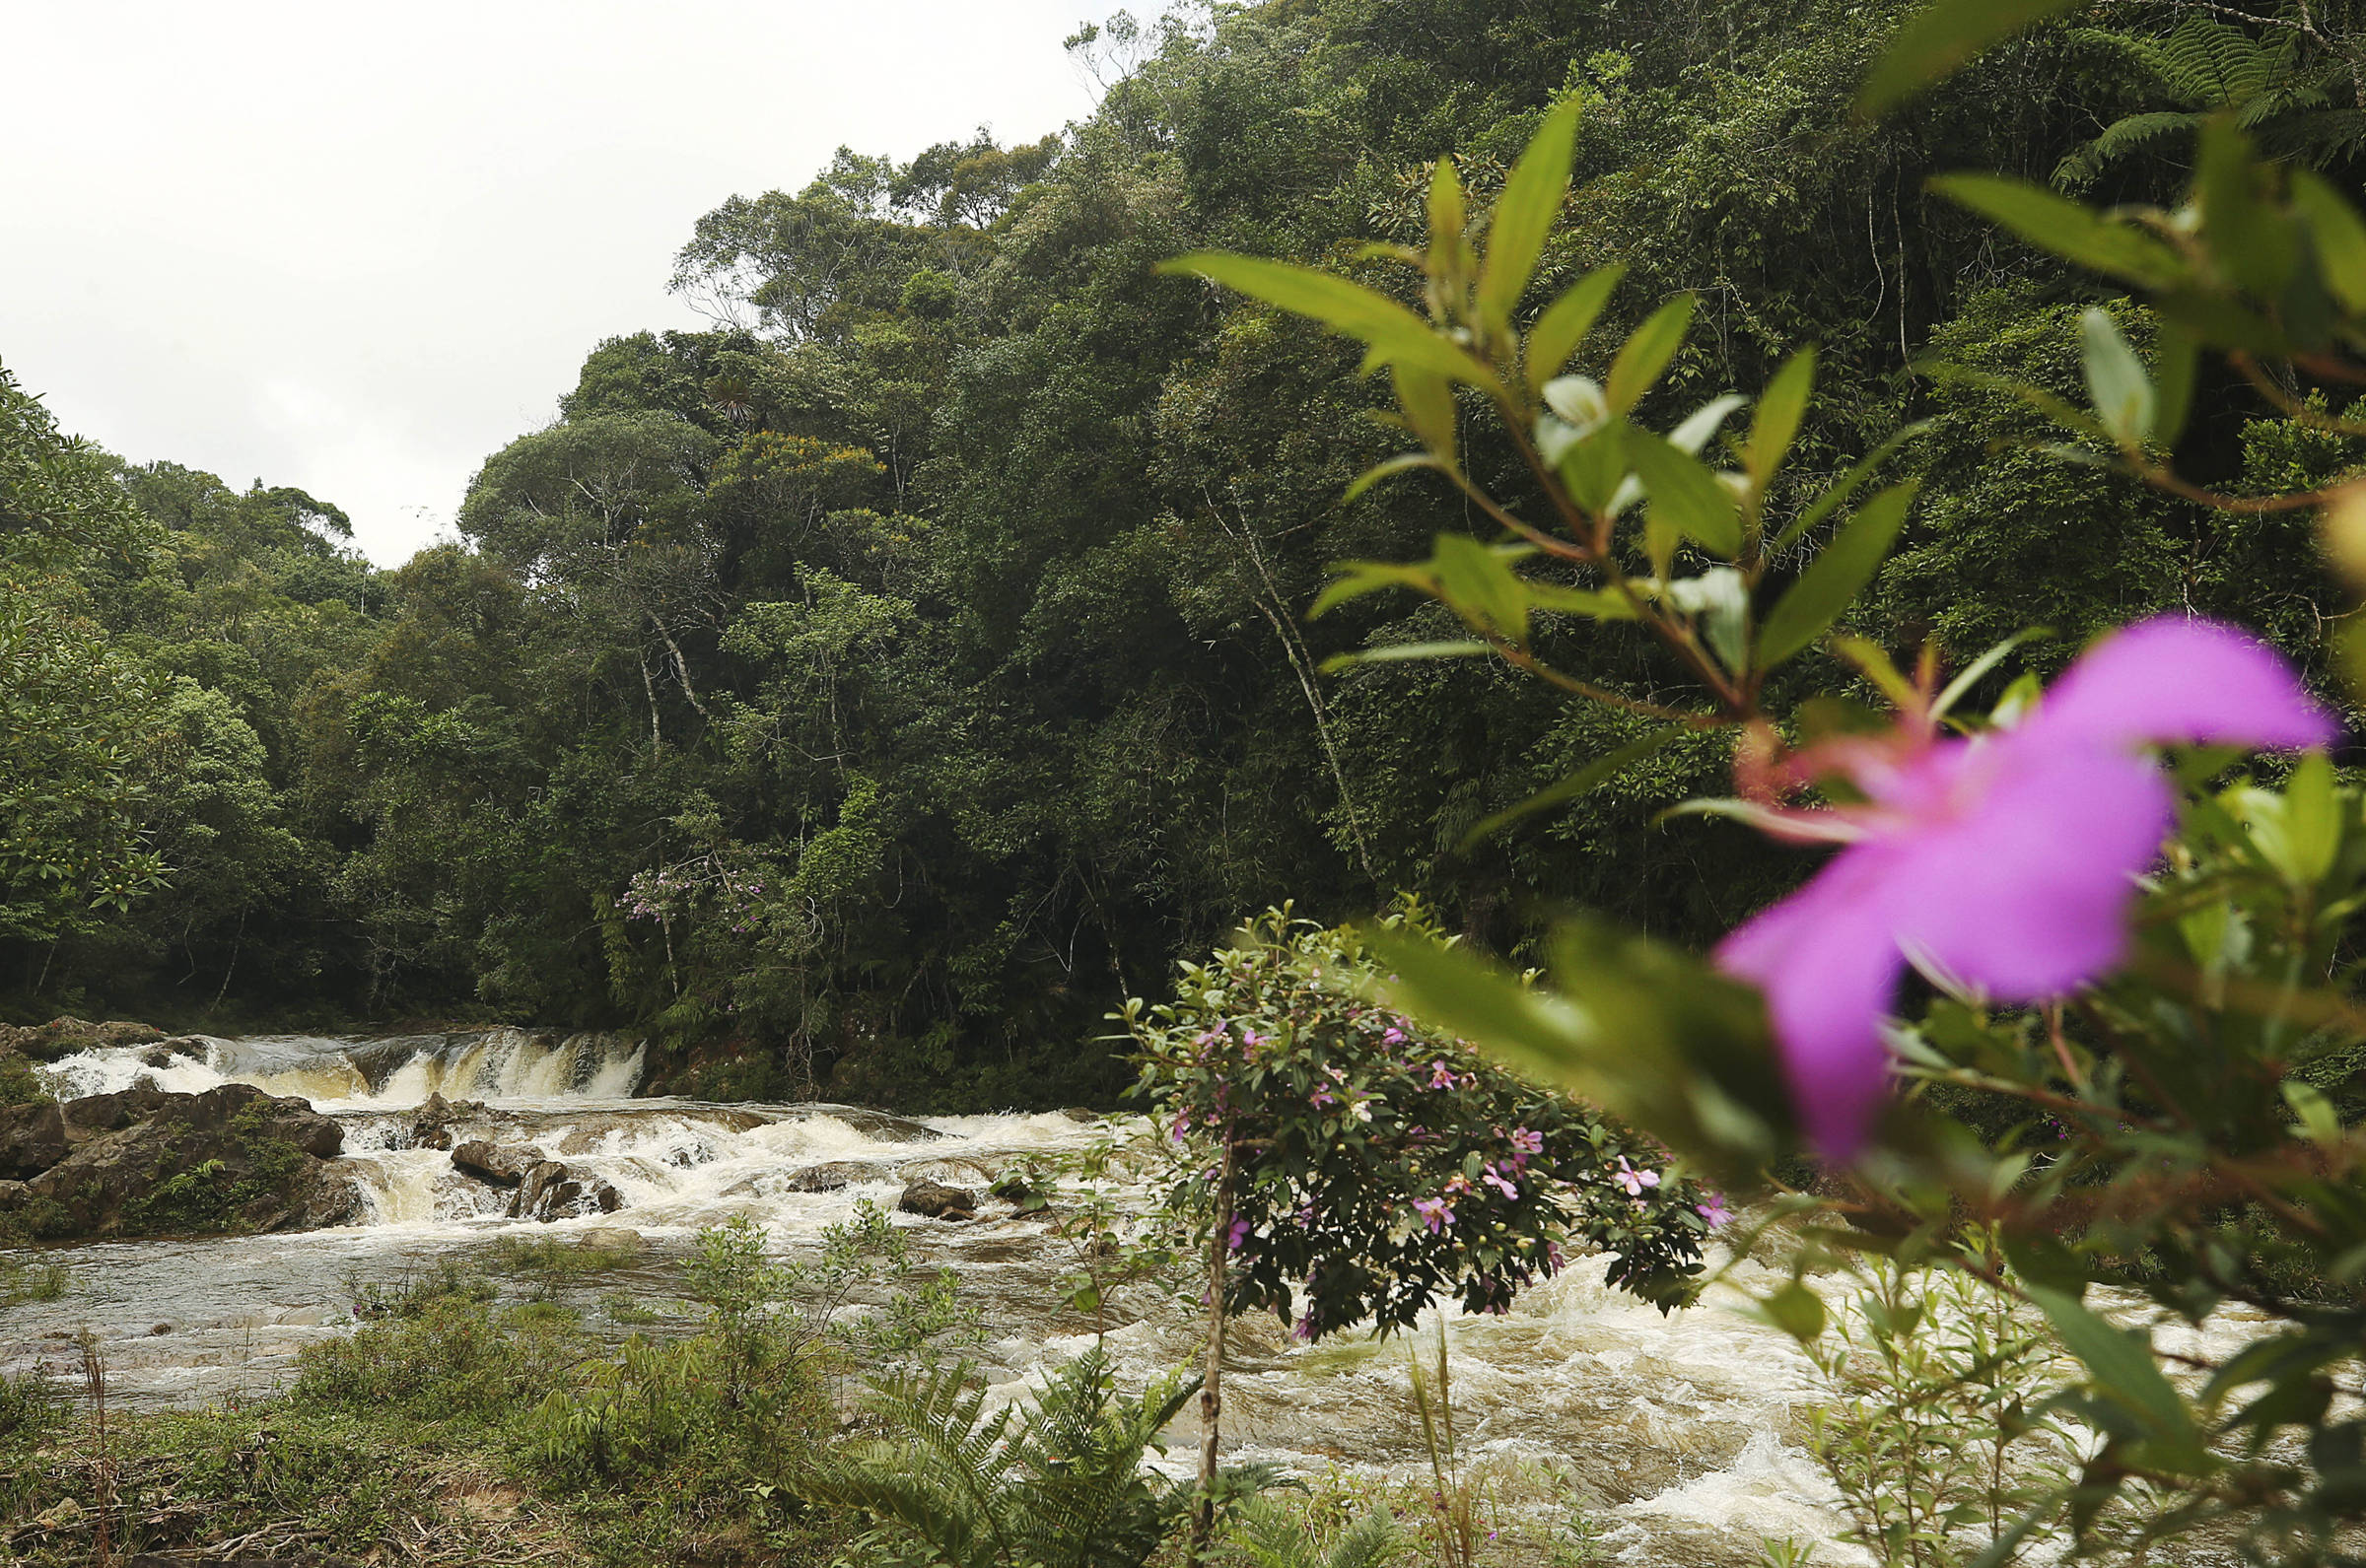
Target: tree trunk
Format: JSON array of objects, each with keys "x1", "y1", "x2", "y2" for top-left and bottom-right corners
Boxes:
[{"x1": 1190, "y1": 1141, "x2": 1235, "y2": 1560}]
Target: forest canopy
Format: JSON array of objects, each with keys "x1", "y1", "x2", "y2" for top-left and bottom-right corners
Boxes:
[{"x1": 5, "y1": 0, "x2": 2359, "y2": 1111}]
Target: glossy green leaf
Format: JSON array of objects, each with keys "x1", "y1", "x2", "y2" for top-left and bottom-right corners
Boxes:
[
  {"x1": 2023, "y1": 1284, "x2": 2210, "y2": 1470},
  {"x1": 1162, "y1": 252, "x2": 1495, "y2": 384},
  {"x1": 1393, "y1": 365, "x2": 1459, "y2": 463},
  {"x1": 1760, "y1": 1281, "x2": 1827, "y2": 1343},
  {"x1": 2152, "y1": 323, "x2": 2199, "y2": 445},
  {"x1": 1526, "y1": 581, "x2": 1639, "y2": 619},
  {"x1": 1309, "y1": 559, "x2": 1438, "y2": 619},
  {"x1": 1458, "y1": 724, "x2": 1683, "y2": 849},
  {"x1": 2080, "y1": 308, "x2": 2154, "y2": 447},
  {"x1": 1479, "y1": 98, "x2": 1582, "y2": 325},
  {"x1": 1524, "y1": 266, "x2": 1626, "y2": 396},
  {"x1": 1929, "y1": 175, "x2": 2188, "y2": 292},
  {"x1": 1629, "y1": 433, "x2": 1740, "y2": 556},
  {"x1": 1426, "y1": 158, "x2": 1468, "y2": 285},
  {"x1": 1755, "y1": 481, "x2": 1918, "y2": 669},
  {"x1": 1856, "y1": 0, "x2": 2081, "y2": 117},
  {"x1": 1605, "y1": 296, "x2": 1698, "y2": 412},
  {"x1": 1344, "y1": 451, "x2": 1445, "y2": 503},
  {"x1": 1320, "y1": 641, "x2": 1495, "y2": 673},
  {"x1": 1431, "y1": 532, "x2": 1533, "y2": 644},
  {"x1": 2292, "y1": 171, "x2": 2366, "y2": 316},
  {"x1": 1747, "y1": 348, "x2": 1816, "y2": 484},
  {"x1": 1669, "y1": 393, "x2": 1748, "y2": 458}
]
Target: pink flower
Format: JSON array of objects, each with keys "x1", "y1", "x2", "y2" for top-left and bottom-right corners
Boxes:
[
  {"x1": 1427, "y1": 1060, "x2": 1458, "y2": 1089},
  {"x1": 1508, "y1": 1126, "x2": 1544, "y2": 1157},
  {"x1": 1482, "y1": 1167, "x2": 1519, "y2": 1199},
  {"x1": 1413, "y1": 1195, "x2": 1456, "y2": 1232},
  {"x1": 1697, "y1": 1193, "x2": 1734, "y2": 1228},
  {"x1": 1613, "y1": 1157, "x2": 1658, "y2": 1197},
  {"x1": 1226, "y1": 1217, "x2": 1251, "y2": 1252},
  {"x1": 1718, "y1": 618, "x2": 2336, "y2": 1159}
]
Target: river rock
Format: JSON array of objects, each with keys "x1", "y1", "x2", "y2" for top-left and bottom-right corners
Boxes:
[
  {"x1": 450, "y1": 1139, "x2": 540, "y2": 1186},
  {"x1": 510, "y1": 1159, "x2": 623, "y2": 1222},
  {"x1": 576, "y1": 1225, "x2": 648, "y2": 1252},
  {"x1": 0, "y1": 1083, "x2": 355, "y2": 1240},
  {"x1": 0, "y1": 1016, "x2": 165, "y2": 1062},
  {"x1": 785, "y1": 1159, "x2": 891, "y2": 1193},
  {"x1": 898, "y1": 1179, "x2": 976, "y2": 1220},
  {"x1": 408, "y1": 1090, "x2": 487, "y2": 1150}
]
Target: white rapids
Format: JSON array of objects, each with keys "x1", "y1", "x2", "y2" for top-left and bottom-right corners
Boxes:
[{"x1": 7, "y1": 1025, "x2": 2218, "y2": 1564}]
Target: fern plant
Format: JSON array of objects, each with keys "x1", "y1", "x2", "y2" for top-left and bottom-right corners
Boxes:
[
  {"x1": 2056, "y1": 17, "x2": 2365, "y2": 185},
  {"x1": 1224, "y1": 1500, "x2": 1407, "y2": 1568},
  {"x1": 801, "y1": 1348, "x2": 1274, "y2": 1568}
]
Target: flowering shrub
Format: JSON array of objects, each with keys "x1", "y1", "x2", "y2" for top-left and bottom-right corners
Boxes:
[{"x1": 1124, "y1": 904, "x2": 1707, "y2": 1340}]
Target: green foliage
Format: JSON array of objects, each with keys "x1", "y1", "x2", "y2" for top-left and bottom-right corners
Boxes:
[
  {"x1": 802, "y1": 1348, "x2": 1253, "y2": 1568},
  {"x1": 1129, "y1": 906, "x2": 1707, "y2": 1335}
]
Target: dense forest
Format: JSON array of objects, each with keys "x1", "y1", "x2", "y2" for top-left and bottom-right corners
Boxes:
[{"x1": 5, "y1": 0, "x2": 2359, "y2": 1109}]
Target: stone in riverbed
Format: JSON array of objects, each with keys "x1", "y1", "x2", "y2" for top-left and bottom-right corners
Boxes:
[
  {"x1": 785, "y1": 1159, "x2": 891, "y2": 1193},
  {"x1": 408, "y1": 1090, "x2": 487, "y2": 1150},
  {"x1": 576, "y1": 1226, "x2": 648, "y2": 1252},
  {"x1": 510, "y1": 1159, "x2": 623, "y2": 1222},
  {"x1": 0, "y1": 1016, "x2": 164, "y2": 1062},
  {"x1": 0, "y1": 1083, "x2": 357, "y2": 1240},
  {"x1": 451, "y1": 1139, "x2": 540, "y2": 1186},
  {"x1": 897, "y1": 1179, "x2": 976, "y2": 1221}
]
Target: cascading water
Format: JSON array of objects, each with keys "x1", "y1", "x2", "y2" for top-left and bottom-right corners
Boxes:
[{"x1": 3, "y1": 1028, "x2": 1930, "y2": 1564}]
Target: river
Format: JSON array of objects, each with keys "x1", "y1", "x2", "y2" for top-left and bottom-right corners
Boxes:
[{"x1": 1, "y1": 1027, "x2": 1903, "y2": 1563}]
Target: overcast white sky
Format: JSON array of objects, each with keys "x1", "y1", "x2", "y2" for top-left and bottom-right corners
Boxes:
[{"x1": 2, "y1": 1, "x2": 1122, "y2": 565}]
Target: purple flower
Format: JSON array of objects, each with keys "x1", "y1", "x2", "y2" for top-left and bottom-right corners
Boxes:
[
  {"x1": 1413, "y1": 1194, "x2": 1456, "y2": 1232},
  {"x1": 1427, "y1": 1060, "x2": 1458, "y2": 1089},
  {"x1": 1718, "y1": 618, "x2": 2336, "y2": 1159},
  {"x1": 1225, "y1": 1217, "x2": 1251, "y2": 1252},
  {"x1": 1508, "y1": 1125, "x2": 1544, "y2": 1157},
  {"x1": 1697, "y1": 1193, "x2": 1733, "y2": 1228},
  {"x1": 1482, "y1": 1167, "x2": 1519, "y2": 1199},
  {"x1": 1613, "y1": 1157, "x2": 1659, "y2": 1197}
]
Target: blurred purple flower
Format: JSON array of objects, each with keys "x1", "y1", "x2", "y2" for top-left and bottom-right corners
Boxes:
[
  {"x1": 1718, "y1": 617, "x2": 2336, "y2": 1160},
  {"x1": 1226, "y1": 1217, "x2": 1251, "y2": 1252},
  {"x1": 1697, "y1": 1193, "x2": 1733, "y2": 1228}
]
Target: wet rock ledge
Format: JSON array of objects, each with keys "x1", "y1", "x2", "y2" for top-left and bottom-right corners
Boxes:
[{"x1": 0, "y1": 1018, "x2": 363, "y2": 1241}]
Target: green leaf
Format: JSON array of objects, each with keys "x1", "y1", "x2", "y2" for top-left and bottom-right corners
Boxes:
[
  {"x1": 1768, "y1": 421, "x2": 1929, "y2": 554},
  {"x1": 1310, "y1": 559, "x2": 1438, "y2": 619},
  {"x1": 1426, "y1": 158, "x2": 1468, "y2": 285},
  {"x1": 1525, "y1": 582, "x2": 1638, "y2": 619},
  {"x1": 1928, "y1": 175, "x2": 2189, "y2": 292},
  {"x1": 2152, "y1": 323, "x2": 2199, "y2": 446},
  {"x1": 1760, "y1": 1281, "x2": 1827, "y2": 1343},
  {"x1": 1524, "y1": 266, "x2": 1626, "y2": 396},
  {"x1": 1605, "y1": 297, "x2": 1697, "y2": 413},
  {"x1": 2292, "y1": 171, "x2": 2366, "y2": 317},
  {"x1": 1747, "y1": 348, "x2": 1816, "y2": 485},
  {"x1": 1458, "y1": 725, "x2": 1684, "y2": 850},
  {"x1": 2080, "y1": 308, "x2": 2154, "y2": 447},
  {"x1": 1479, "y1": 99, "x2": 1582, "y2": 326},
  {"x1": 1628, "y1": 433, "x2": 1740, "y2": 556},
  {"x1": 1431, "y1": 533, "x2": 1533, "y2": 644},
  {"x1": 1320, "y1": 641, "x2": 1495, "y2": 673},
  {"x1": 1856, "y1": 0, "x2": 2082, "y2": 117},
  {"x1": 1755, "y1": 481, "x2": 1919, "y2": 669},
  {"x1": 2023, "y1": 1284, "x2": 2210, "y2": 1470},
  {"x1": 1344, "y1": 451, "x2": 1445, "y2": 503},
  {"x1": 1932, "y1": 628, "x2": 2052, "y2": 720},
  {"x1": 1162, "y1": 252, "x2": 1496, "y2": 384},
  {"x1": 1393, "y1": 366, "x2": 1459, "y2": 463},
  {"x1": 1669, "y1": 394, "x2": 1748, "y2": 458},
  {"x1": 2281, "y1": 750, "x2": 2341, "y2": 888}
]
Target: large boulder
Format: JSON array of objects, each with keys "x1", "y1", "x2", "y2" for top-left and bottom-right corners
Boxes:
[
  {"x1": 0, "y1": 1083, "x2": 357, "y2": 1240},
  {"x1": 510, "y1": 1160, "x2": 623, "y2": 1222},
  {"x1": 451, "y1": 1139, "x2": 541, "y2": 1186},
  {"x1": 407, "y1": 1091, "x2": 487, "y2": 1150},
  {"x1": 785, "y1": 1159, "x2": 891, "y2": 1193},
  {"x1": 898, "y1": 1179, "x2": 976, "y2": 1221},
  {"x1": 0, "y1": 1017, "x2": 166, "y2": 1062}
]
